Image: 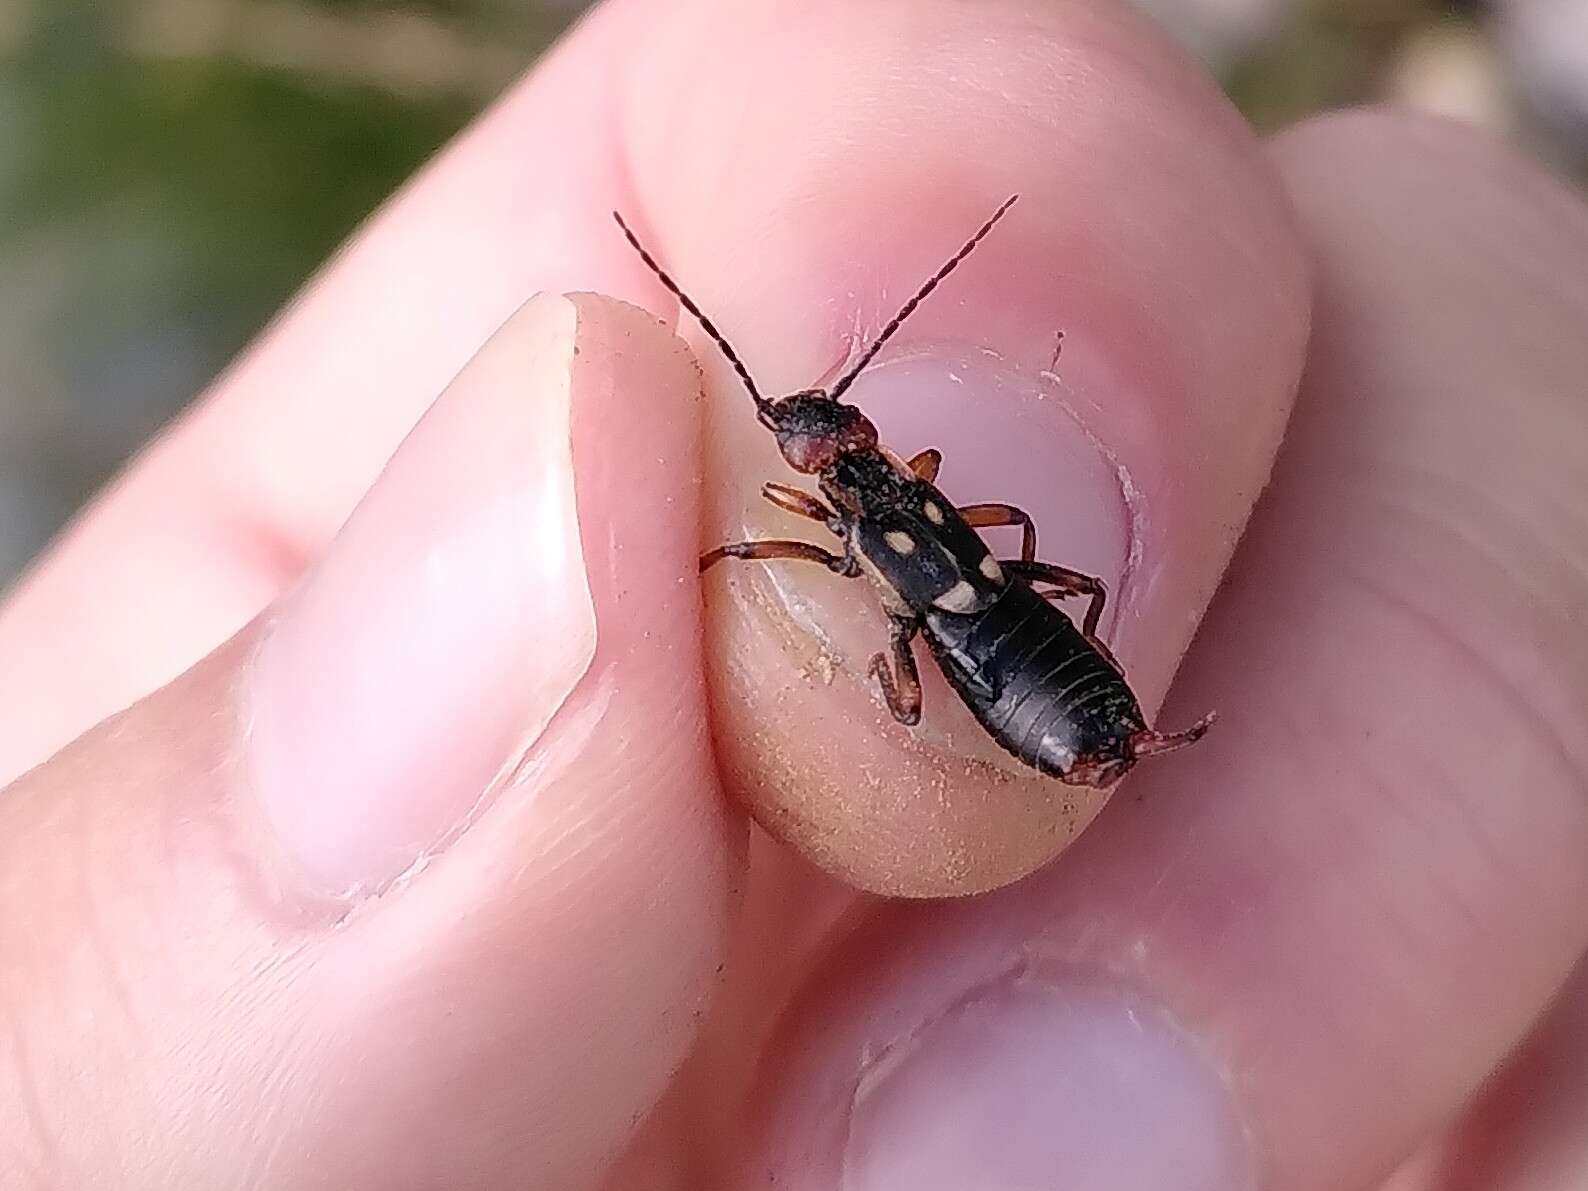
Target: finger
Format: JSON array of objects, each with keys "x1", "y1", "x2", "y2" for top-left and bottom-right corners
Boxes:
[
  {"x1": 0, "y1": 296, "x2": 738, "y2": 1189},
  {"x1": 1401, "y1": 956, "x2": 1588, "y2": 1191},
  {"x1": 0, "y1": 0, "x2": 657, "y2": 783},
  {"x1": 721, "y1": 110, "x2": 1588, "y2": 1190},
  {"x1": 623, "y1": 0, "x2": 1309, "y2": 893}
]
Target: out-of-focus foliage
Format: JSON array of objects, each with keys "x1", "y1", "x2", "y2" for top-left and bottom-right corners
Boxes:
[
  {"x1": 12, "y1": 54, "x2": 472, "y2": 359},
  {"x1": 1226, "y1": 0, "x2": 1433, "y2": 128},
  {"x1": 0, "y1": 0, "x2": 552, "y2": 575}
]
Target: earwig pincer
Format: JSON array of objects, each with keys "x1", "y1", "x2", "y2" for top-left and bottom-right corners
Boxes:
[{"x1": 614, "y1": 196, "x2": 1213, "y2": 788}]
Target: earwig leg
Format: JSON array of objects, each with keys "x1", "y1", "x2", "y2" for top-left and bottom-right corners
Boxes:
[
  {"x1": 701, "y1": 539, "x2": 857, "y2": 576},
  {"x1": 907, "y1": 448, "x2": 942, "y2": 483},
  {"x1": 762, "y1": 482, "x2": 836, "y2": 523},
  {"x1": 999, "y1": 560, "x2": 1107, "y2": 636},
  {"x1": 1001, "y1": 559, "x2": 1121, "y2": 675},
  {"x1": 868, "y1": 616, "x2": 923, "y2": 726},
  {"x1": 959, "y1": 502, "x2": 1038, "y2": 562},
  {"x1": 1128, "y1": 712, "x2": 1217, "y2": 759}
]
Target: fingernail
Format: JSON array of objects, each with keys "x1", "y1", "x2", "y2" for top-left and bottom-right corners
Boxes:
[
  {"x1": 841, "y1": 977, "x2": 1251, "y2": 1191},
  {"x1": 249, "y1": 294, "x2": 597, "y2": 897},
  {"x1": 847, "y1": 352, "x2": 1132, "y2": 618}
]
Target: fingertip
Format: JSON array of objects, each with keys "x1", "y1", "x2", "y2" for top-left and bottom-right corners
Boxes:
[{"x1": 619, "y1": 0, "x2": 1309, "y2": 896}]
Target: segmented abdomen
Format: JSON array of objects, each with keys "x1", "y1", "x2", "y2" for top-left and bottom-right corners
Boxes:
[{"x1": 923, "y1": 582, "x2": 1143, "y2": 777}]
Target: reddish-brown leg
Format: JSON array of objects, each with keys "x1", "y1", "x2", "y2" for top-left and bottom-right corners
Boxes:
[
  {"x1": 1061, "y1": 755, "x2": 1133, "y2": 789},
  {"x1": 1128, "y1": 712, "x2": 1217, "y2": 759},
  {"x1": 868, "y1": 615, "x2": 923, "y2": 725},
  {"x1": 959, "y1": 502, "x2": 1037, "y2": 562},
  {"x1": 700, "y1": 539, "x2": 856, "y2": 575},
  {"x1": 762, "y1": 482, "x2": 835, "y2": 523},
  {"x1": 907, "y1": 448, "x2": 942, "y2": 483},
  {"x1": 999, "y1": 559, "x2": 1108, "y2": 638}
]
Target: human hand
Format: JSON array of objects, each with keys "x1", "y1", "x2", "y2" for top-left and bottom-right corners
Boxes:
[{"x1": 3, "y1": 1, "x2": 1587, "y2": 1188}]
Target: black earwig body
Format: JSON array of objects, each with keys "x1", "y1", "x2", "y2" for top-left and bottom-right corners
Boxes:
[{"x1": 615, "y1": 197, "x2": 1212, "y2": 788}]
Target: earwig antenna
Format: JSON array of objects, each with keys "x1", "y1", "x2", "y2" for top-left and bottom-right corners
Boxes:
[
  {"x1": 613, "y1": 211, "x2": 771, "y2": 415},
  {"x1": 829, "y1": 194, "x2": 1019, "y2": 402}
]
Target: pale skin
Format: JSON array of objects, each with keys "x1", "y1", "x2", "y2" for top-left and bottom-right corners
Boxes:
[{"x1": 2, "y1": 0, "x2": 1588, "y2": 1188}]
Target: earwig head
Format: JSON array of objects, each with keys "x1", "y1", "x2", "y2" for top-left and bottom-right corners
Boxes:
[{"x1": 758, "y1": 390, "x2": 878, "y2": 473}]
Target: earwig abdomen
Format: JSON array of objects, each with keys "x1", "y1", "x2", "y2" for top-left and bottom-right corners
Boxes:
[{"x1": 924, "y1": 581, "x2": 1145, "y2": 780}]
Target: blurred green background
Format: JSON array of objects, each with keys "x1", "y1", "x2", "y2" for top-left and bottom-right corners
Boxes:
[{"x1": 2, "y1": 0, "x2": 1584, "y2": 583}]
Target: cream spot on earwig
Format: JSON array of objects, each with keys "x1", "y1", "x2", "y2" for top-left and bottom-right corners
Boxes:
[
  {"x1": 884, "y1": 530, "x2": 917, "y2": 555},
  {"x1": 922, "y1": 501, "x2": 945, "y2": 525},
  {"x1": 934, "y1": 579, "x2": 979, "y2": 613},
  {"x1": 980, "y1": 556, "x2": 1005, "y2": 583}
]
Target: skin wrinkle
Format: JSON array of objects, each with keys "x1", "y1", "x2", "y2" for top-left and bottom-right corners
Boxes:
[
  {"x1": 500, "y1": 698, "x2": 628, "y2": 893},
  {"x1": 249, "y1": 1006, "x2": 330, "y2": 1189},
  {"x1": 486, "y1": 684, "x2": 617, "y2": 885},
  {"x1": 1349, "y1": 750, "x2": 1491, "y2": 970},
  {"x1": 514, "y1": 695, "x2": 721, "y2": 930},
  {"x1": 1355, "y1": 482, "x2": 1588, "y2": 771},
  {"x1": 1242, "y1": 419, "x2": 1587, "y2": 855},
  {"x1": 570, "y1": 734, "x2": 709, "y2": 890},
  {"x1": 1238, "y1": 555, "x2": 1588, "y2": 990},
  {"x1": 1352, "y1": 456, "x2": 1588, "y2": 604},
  {"x1": 1390, "y1": 709, "x2": 1524, "y2": 930},
  {"x1": 1260, "y1": 660, "x2": 1516, "y2": 950},
  {"x1": 1346, "y1": 569, "x2": 1587, "y2": 806}
]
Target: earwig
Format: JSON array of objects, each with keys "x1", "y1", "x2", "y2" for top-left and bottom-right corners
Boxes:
[{"x1": 614, "y1": 197, "x2": 1213, "y2": 787}]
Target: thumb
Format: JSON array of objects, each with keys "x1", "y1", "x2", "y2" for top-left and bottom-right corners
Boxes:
[{"x1": 0, "y1": 295, "x2": 739, "y2": 1189}]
